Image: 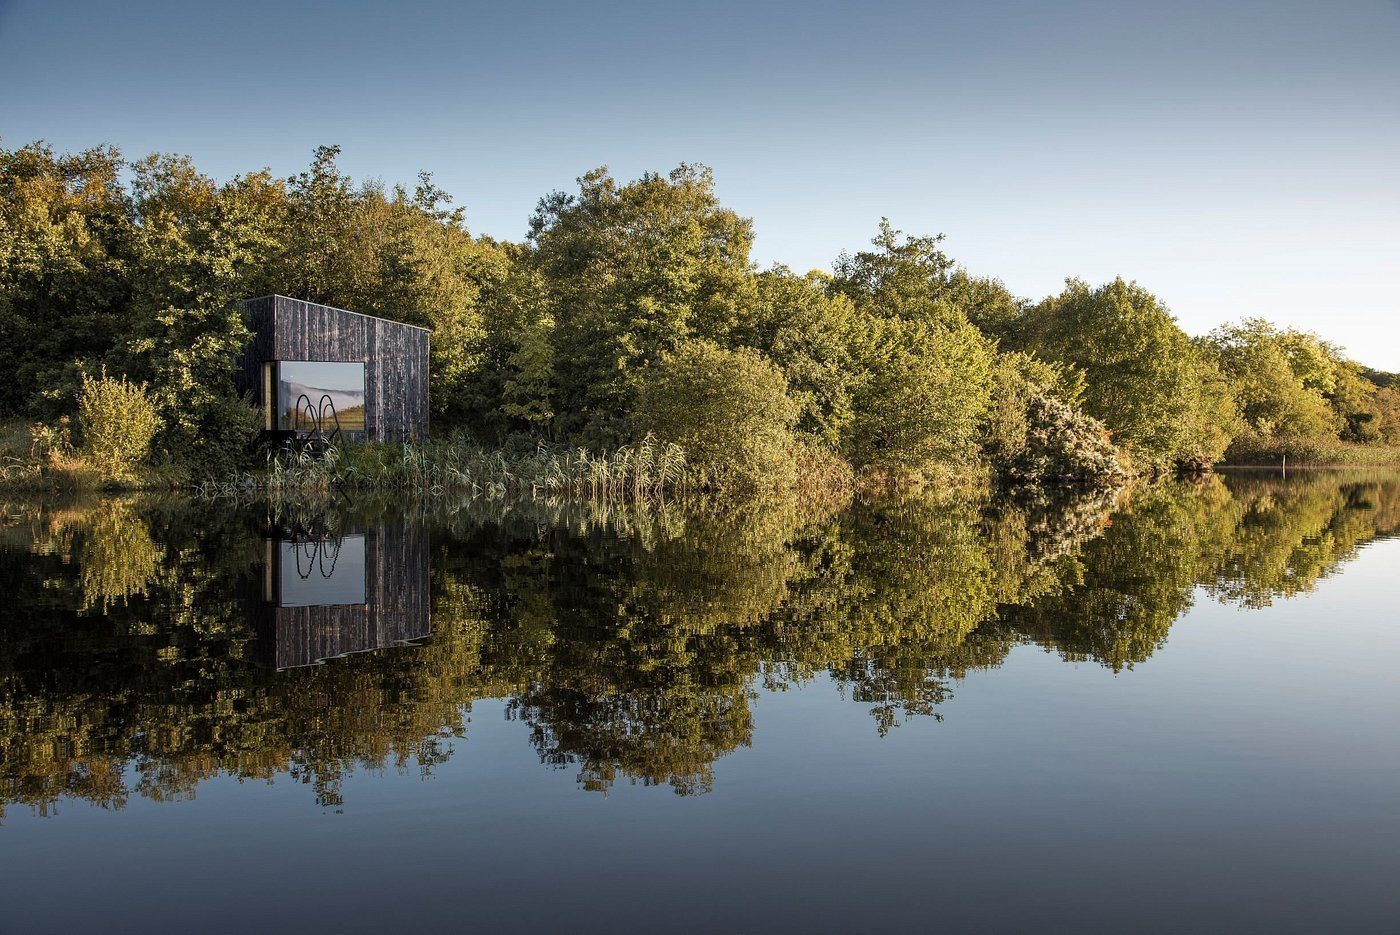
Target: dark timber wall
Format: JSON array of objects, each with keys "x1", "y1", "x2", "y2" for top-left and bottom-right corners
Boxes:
[{"x1": 237, "y1": 295, "x2": 430, "y2": 442}]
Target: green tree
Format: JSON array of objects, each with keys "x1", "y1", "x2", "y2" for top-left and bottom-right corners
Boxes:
[
  {"x1": 830, "y1": 222, "x2": 998, "y2": 473},
  {"x1": 0, "y1": 142, "x2": 133, "y2": 417},
  {"x1": 1012, "y1": 278, "x2": 1214, "y2": 469},
  {"x1": 734, "y1": 267, "x2": 860, "y2": 449},
  {"x1": 1204, "y1": 318, "x2": 1336, "y2": 439},
  {"x1": 1327, "y1": 359, "x2": 1381, "y2": 443},
  {"x1": 460, "y1": 240, "x2": 555, "y2": 440},
  {"x1": 846, "y1": 313, "x2": 994, "y2": 473},
  {"x1": 118, "y1": 154, "x2": 278, "y2": 474},
  {"x1": 635, "y1": 340, "x2": 799, "y2": 492},
  {"x1": 527, "y1": 164, "x2": 756, "y2": 445},
  {"x1": 1372, "y1": 387, "x2": 1400, "y2": 444},
  {"x1": 944, "y1": 270, "x2": 1026, "y2": 342}
]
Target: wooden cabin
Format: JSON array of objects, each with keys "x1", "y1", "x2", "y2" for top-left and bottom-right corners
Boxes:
[{"x1": 237, "y1": 295, "x2": 429, "y2": 442}]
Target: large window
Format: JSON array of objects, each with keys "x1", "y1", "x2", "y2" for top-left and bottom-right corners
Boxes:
[{"x1": 275, "y1": 361, "x2": 366, "y2": 434}]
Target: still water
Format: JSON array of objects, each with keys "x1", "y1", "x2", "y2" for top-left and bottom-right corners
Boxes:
[{"x1": 1, "y1": 471, "x2": 1397, "y2": 933}]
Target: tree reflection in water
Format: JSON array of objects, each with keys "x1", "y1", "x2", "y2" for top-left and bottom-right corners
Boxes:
[{"x1": 1, "y1": 469, "x2": 1397, "y2": 816}]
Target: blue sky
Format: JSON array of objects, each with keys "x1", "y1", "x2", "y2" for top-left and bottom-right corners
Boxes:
[{"x1": 3, "y1": 0, "x2": 1397, "y2": 368}]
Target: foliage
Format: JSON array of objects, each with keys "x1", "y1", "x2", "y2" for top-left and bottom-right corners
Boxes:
[
  {"x1": 528, "y1": 164, "x2": 756, "y2": 446},
  {"x1": 216, "y1": 435, "x2": 693, "y2": 502},
  {"x1": 831, "y1": 222, "x2": 998, "y2": 474},
  {"x1": 1372, "y1": 387, "x2": 1400, "y2": 445},
  {"x1": 1221, "y1": 433, "x2": 1400, "y2": 466},
  {"x1": 845, "y1": 313, "x2": 994, "y2": 474},
  {"x1": 77, "y1": 368, "x2": 161, "y2": 478},
  {"x1": 735, "y1": 267, "x2": 860, "y2": 448},
  {"x1": 635, "y1": 340, "x2": 800, "y2": 492},
  {"x1": 0, "y1": 142, "x2": 133, "y2": 418},
  {"x1": 115, "y1": 154, "x2": 279, "y2": 475},
  {"x1": 831, "y1": 220, "x2": 965, "y2": 328},
  {"x1": 1203, "y1": 318, "x2": 1337, "y2": 438},
  {"x1": 984, "y1": 354, "x2": 1126, "y2": 485},
  {"x1": 1009, "y1": 278, "x2": 1227, "y2": 470},
  {"x1": 1176, "y1": 349, "x2": 1241, "y2": 468},
  {"x1": 6, "y1": 139, "x2": 1399, "y2": 490}
]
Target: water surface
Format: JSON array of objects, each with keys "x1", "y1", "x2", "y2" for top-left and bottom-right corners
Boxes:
[{"x1": 1, "y1": 471, "x2": 1397, "y2": 933}]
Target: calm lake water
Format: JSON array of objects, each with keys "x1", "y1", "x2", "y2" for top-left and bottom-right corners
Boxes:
[{"x1": 2, "y1": 470, "x2": 1398, "y2": 934}]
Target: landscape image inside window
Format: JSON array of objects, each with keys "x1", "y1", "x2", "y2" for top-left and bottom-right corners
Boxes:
[{"x1": 277, "y1": 361, "x2": 366, "y2": 434}]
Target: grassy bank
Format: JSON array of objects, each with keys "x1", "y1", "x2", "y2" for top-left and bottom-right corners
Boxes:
[
  {"x1": 0, "y1": 420, "x2": 187, "y2": 492},
  {"x1": 11, "y1": 417, "x2": 1398, "y2": 503},
  {"x1": 199, "y1": 436, "x2": 696, "y2": 501},
  {"x1": 1221, "y1": 435, "x2": 1400, "y2": 467},
  {"x1": 205, "y1": 435, "x2": 859, "y2": 507}
]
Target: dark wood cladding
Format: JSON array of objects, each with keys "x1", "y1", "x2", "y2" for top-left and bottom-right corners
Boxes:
[
  {"x1": 237, "y1": 295, "x2": 277, "y2": 407},
  {"x1": 237, "y1": 295, "x2": 429, "y2": 441},
  {"x1": 252, "y1": 523, "x2": 431, "y2": 670}
]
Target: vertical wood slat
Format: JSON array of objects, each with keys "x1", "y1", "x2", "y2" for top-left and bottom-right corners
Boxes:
[{"x1": 236, "y1": 296, "x2": 429, "y2": 441}]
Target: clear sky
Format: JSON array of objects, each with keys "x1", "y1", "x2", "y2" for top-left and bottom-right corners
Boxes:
[{"x1": 3, "y1": 0, "x2": 1397, "y2": 368}]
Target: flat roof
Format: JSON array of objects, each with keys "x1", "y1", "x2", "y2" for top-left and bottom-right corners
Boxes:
[{"x1": 244, "y1": 295, "x2": 433, "y2": 332}]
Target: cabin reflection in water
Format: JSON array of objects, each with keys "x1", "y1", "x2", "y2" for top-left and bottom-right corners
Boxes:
[{"x1": 251, "y1": 524, "x2": 430, "y2": 669}]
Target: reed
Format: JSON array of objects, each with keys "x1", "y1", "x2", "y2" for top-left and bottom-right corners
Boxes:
[
  {"x1": 1221, "y1": 434, "x2": 1400, "y2": 467},
  {"x1": 196, "y1": 434, "x2": 694, "y2": 503}
]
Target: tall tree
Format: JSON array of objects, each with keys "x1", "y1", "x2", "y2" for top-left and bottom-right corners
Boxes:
[
  {"x1": 119, "y1": 154, "x2": 283, "y2": 472},
  {"x1": 1204, "y1": 318, "x2": 1336, "y2": 438},
  {"x1": 1011, "y1": 278, "x2": 1215, "y2": 469},
  {"x1": 733, "y1": 267, "x2": 860, "y2": 449},
  {"x1": 527, "y1": 164, "x2": 756, "y2": 445},
  {"x1": 830, "y1": 222, "x2": 997, "y2": 471},
  {"x1": 0, "y1": 142, "x2": 133, "y2": 416}
]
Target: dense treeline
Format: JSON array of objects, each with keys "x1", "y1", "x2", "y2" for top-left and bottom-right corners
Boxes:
[
  {"x1": 2, "y1": 470, "x2": 1396, "y2": 814},
  {"x1": 3, "y1": 141, "x2": 1397, "y2": 488}
]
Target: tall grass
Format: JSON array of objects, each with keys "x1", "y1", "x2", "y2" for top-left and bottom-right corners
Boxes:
[
  {"x1": 1222, "y1": 434, "x2": 1400, "y2": 467},
  {"x1": 197, "y1": 435, "x2": 693, "y2": 502}
]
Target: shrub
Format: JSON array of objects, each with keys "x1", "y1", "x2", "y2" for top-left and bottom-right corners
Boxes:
[
  {"x1": 845, "y1": 315, "x2": 995, "y2": 476},
  {"x1": 1011, "y1": 391, "x2": 1127, "y2": 485},
  {"x1": 77, "y1": 369, "x2": 161, "y2": 479},
  {"x1": 985, "y1": 357, "x2": 1126, "y2": 486},
  {"x1": 27, "y1": 417, "x2": 74, "y2": 463},
  {"x1": 635, "y1": 341, "x2": 801, "y2": 493},
  {"x1": 167, "y1": 393, "x2": 262, "y2": 481}
]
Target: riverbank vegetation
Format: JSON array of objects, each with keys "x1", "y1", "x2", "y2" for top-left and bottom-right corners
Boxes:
[{"x1": 3, "y1": 141, "x2": 1397, "y2": 494}]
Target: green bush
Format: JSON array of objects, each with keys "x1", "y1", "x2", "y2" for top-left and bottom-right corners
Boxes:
[
  {"x1": 635, "y1": 341, "x2": 801, "y2": 493},
  {"x1": 845, "y1": 315, "x2": 995, "y2": 475},
  {"x1": 166, "y1": 393, "x2": 262, "y2": 481},
  {"x1": 1012, "y1": 391, "x2": 1127, "y2": 485},
  {"x1": 77, "y1": 369, "x2": 161, "y2": 479},
  {"x1": 985, "y1": 356, "x2": 1126, "y2": 486}
]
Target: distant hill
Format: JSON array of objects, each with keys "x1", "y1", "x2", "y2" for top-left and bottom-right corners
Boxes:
[{"x1": 1360, "y1": 366, "x2": 1398, "y2": 389}]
